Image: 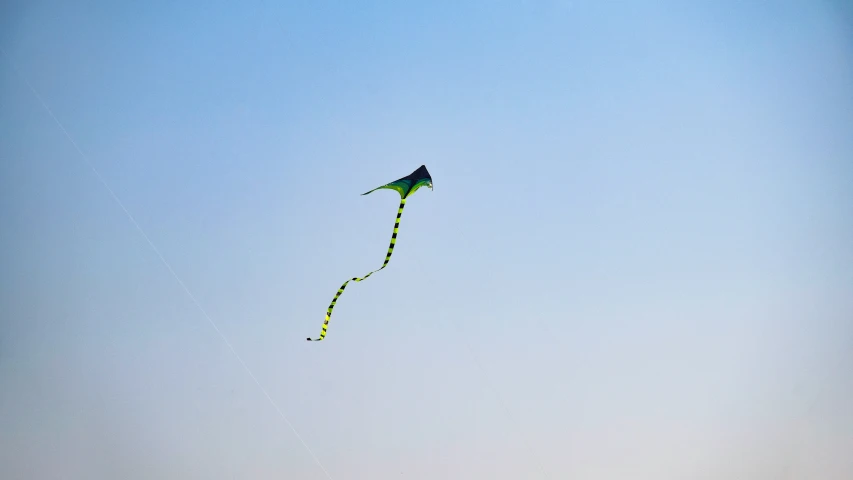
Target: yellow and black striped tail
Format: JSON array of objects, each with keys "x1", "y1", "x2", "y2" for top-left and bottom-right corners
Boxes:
[{"x1": 307, "y1": 199, "x2": 407, "y2": 342}]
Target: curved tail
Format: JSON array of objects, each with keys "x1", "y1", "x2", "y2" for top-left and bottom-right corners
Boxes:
[{"x1": 307, "y1": 198, "x2": 407, "y2": 341}]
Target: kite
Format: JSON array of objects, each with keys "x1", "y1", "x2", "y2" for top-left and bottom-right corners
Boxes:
[{"x1": 307, "y1": 165, "x2": 433, "y2": 342}]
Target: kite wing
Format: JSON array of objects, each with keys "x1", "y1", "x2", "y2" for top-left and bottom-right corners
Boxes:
[
  {"x1": 361, "y1": 164, "x2": 433, "y2": 198},
  {"x1": 307, "y1": 165, "x2": 432, "y2": 342}
]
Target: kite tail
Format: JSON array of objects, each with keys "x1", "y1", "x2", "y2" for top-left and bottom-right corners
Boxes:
[{"x1": 307, "y1": 198, "x2": 407, "y2": 341}]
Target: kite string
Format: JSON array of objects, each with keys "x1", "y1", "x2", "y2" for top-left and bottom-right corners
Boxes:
[{"x1": 1, "y1": 48, "x2": 334, "y2": 480}]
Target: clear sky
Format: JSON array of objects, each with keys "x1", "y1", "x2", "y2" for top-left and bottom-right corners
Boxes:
[{"x1": 1, "y1": 0, "x2": 851, "y2": 479}]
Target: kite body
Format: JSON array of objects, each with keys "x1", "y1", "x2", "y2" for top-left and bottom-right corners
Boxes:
[{"x1": 307, "y1": 165, "x2": 432, "y2": 342}]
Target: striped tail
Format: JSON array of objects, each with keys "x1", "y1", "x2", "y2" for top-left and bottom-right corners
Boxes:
[{"x1": 307, "y1": 198, "x2": 407, "y2": 341}]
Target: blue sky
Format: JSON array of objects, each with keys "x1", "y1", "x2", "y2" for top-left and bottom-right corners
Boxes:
[{"x1": 1, "y1": 0, "x2": 852, "y2": 478}]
